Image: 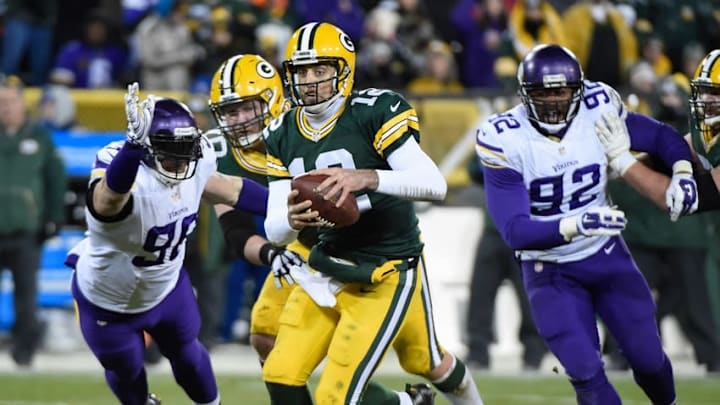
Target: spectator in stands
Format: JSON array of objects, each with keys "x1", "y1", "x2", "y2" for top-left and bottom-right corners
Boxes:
[
  {"x1": 680, "y1": 42, "x2": 707, "y2": 84},
  {"x1": 255, "y1": 20, "x2": 293, "y2": 70},
  {"x1": 37, "y1": 84, "x2": 84, "y2": 132},
  {"x1": 451, "y1": 0, "x2": 508, "y2": 88},
  {"x1": 407, "y1": 40, "x2": 464, "y2": 95},
  {"x1": 320, "y1": 0, "x2": 366, "y2": 43},
  {"x1": 654, "y1": 75, "x2": 690, "y2": 135},
  {"x1": 639, "y1": 36, "x2": 671, "y2": 78},
  {"x1": 225, "y1": 0, "x2": 299, "y2": 59},
  {"x1": 355, "y1": 5, "x2": 416, "y2": 90},
  {"x1": 632, "y1": 2, "x2": 717, "y2": 75},
  {"x1": 0, "y1": 0, "x2": 58, "y2": 86},
  {"x1": 562, "y1": 0, "x2": 637, "y2": 87},
  {"x1": 49, "y1": 10, "x2": 129, "y2": 89},
  {"x1": 135, "y1": 0, "x2": 205, "y2": 91},
  {"x1": 494, "y1": 0, "x2": 568, "y2": 90},
  {"x1": 465, "y1": 154, "x2": 547, "y2": 371},
  {"x1": 188, "y1": 4, "x2": 247, "y2": 93},
  {"x1": 624, "y1": 61, "x2": 655, "y2": 117},
  {"x1": 293, "y1": 0, "x2": 364, "y2": 41},
  {"x1": 394, "y1": 0, "x2": 439, "y2": 74},
  {"x1": 122, "y1": 0, "x2": 155, "y2": 30},
  {"x1": 0, "y1": 76, "x2": 66, "y2": 367}
]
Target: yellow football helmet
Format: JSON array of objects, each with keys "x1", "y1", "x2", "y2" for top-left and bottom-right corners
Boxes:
[
  {"x1": 283, "y1": 22, "x2": 356, "y2": 107},
  {"x1": 690, "y1": 49, "x2": 720, "y2": 144},
  {"x1": 209, "y1": 54, "x2": 286, "y2": 149}
]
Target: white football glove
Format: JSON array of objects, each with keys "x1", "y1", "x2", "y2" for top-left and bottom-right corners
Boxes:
[
  {"x1": 289, "y1": 263, "x2": 343, "y2": 307},
  {"x1": 268, "y1": 247, "x2": 304, "y2": 288},
  {"x1": 124, "y1": 82, "x2": 155, "y2": 146},
  {"x1": 666, "y1": 160, "x2": 698, "y2": 222},
  {"x1": 595, "y1": 111, "x2": 637, "y2": 176},
  {"x1": 559, "y1": 206, "x2": 627, "y2": 241}
]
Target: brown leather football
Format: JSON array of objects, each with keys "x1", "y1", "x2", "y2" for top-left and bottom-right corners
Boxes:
[{"x1": 291, "y1": 174, "x2": 360, "y2": 228}]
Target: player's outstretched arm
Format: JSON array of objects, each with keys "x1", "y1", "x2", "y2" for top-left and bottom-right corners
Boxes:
[
  {"x1": 213, "y1": 201, "x2": 301, "y2": 288},
  {"x1": 202, "y1": 172, "x2": 268, "y2": 216},
  {"x1": 92, "y1": 82, "x2": 154, "y2": 217}
]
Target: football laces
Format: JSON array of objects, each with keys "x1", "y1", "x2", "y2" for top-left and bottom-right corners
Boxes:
[{"x1": 315, "y1": 216, "x2": 336, "y2": 228}]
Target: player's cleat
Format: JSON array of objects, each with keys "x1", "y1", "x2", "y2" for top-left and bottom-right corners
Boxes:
[
  {"x1": 405, "y1": 383, "x2": 436, "y2": 405},
  {"x1": 146, "y1": 393, "x2": 161, "y2": 405}
]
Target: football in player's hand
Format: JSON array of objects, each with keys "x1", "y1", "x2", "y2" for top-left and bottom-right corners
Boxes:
[{"x1": 291, "y1": 174, "x2": 360, "y2": 228}]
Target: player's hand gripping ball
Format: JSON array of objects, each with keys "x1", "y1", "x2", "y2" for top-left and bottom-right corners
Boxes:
[{"x1": 291, "y1": 174, "x2": 360, "y2": 228}]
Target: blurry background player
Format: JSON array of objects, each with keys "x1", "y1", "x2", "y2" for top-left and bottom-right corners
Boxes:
[
  {"x1": 476, "y1": 44, "x2": 696, "y2": 405},
  {"x1": 65, "y1": 83, "x2": 267, "y2": 405},
  {"x1": 262, "y1": 21, "x2": 483, "y2": 405},
  {"x1": 0, "y1": 76, "x2": 66, "y2": 367},
  {"x1": 687, "y1": 49, "x2": 720, "y2": 211},
  {"x1": 464, "y1": 153, "x2": 547, "y2": 371}
]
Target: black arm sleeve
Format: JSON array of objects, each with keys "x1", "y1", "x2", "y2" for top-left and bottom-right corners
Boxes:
[
  {"x1": 695, "y1": 171, "x2": 720, "y2": 213},
  {"x1": 218, "y1": 210, "x2": 257, "y2": 259}
]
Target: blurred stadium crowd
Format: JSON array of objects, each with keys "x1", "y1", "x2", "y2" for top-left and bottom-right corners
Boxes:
[
  {"x1": 2, "y1": 0, "x2": 718, "y2": 106},
  {"x1": 2, "y1": 0, "x2": 720, "y2": 375}
]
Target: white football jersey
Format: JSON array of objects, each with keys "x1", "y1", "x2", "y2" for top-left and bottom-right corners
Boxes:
[
  {"x1": 72, "y1": 137, "x2": 217, "y2": 313},
  {"x1": 476, "y1": 81, "x2": 625, "y2": 262}
]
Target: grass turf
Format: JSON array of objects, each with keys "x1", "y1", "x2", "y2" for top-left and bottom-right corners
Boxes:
[{"x1": 0, "y1": 373, "x2": 718, "y2": 404}]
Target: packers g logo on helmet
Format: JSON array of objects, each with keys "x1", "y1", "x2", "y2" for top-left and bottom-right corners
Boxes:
[
  {"x1": 283, "y1": 22, "x2": 356, "y2": 107},
  {"x1": 208, "y1": 54, "x2": 286, "y2": 149},
  {"x1": 690, "y1": 49, "x2": 720, "y2": 149}
]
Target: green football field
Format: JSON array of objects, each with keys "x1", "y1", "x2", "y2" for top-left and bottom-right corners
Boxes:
[{"x1": 0, "y1": 372, "x2": 717, "y2": 404}]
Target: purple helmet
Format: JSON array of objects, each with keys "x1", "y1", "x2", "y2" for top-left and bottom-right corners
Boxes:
[
  {"x1": 518, "y1": 44, "x2": 584, "y2": 132},
  {"x1": 144, "y1": 98, "x2": 203, "y2": 182}
]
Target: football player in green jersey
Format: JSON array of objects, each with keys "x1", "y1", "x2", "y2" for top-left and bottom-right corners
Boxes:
[
  {"x1": 687, "y1": 49, "x2": 720, "y2": 211},
  {"x1": 209, "y1": 53, "x2": 440, "y2": 404},
  {"x1": 208, "y1": 54, "x2": 308, "y2": 360},
  {"x1": 262, "y1": 22, "x2": 484, "y2": 405}
]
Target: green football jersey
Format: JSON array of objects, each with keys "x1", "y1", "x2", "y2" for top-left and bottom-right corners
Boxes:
[
  {"x1": 217, "y1": 146, "x2": 267, "y2": 183},
  {"x1": 264, "y1": 88, "x2": 424, "y2": 259},
  {"x1": 690, "y1": 120, "x2": 720, "y2": 168}
]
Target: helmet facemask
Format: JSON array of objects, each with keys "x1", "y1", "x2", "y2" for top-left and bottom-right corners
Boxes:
[
  {"x1": 284, "y1": 57, "x2": 349, "y2": 112},
  {"x1": 145, "y1": 126, "x2": 202, "y2": 184},
  {"x1": 520, "y1": 83, "x2": 583, "y2": 131},
  {"x1": 211, "y1": 96, "x2": 269, "y2": 150},
  {"x1": 690, "y1": 82, "x2": 720, "y2": 148}
]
